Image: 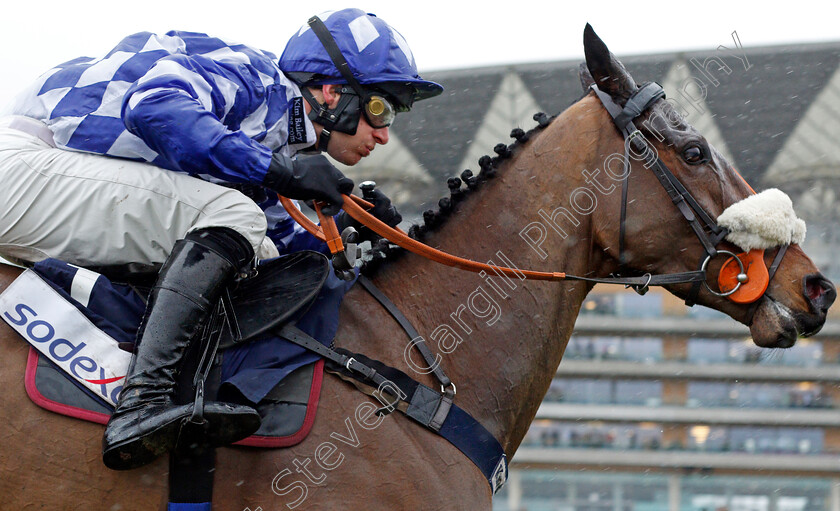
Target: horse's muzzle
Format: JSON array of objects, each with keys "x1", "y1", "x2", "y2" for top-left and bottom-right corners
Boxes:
[
  {"x1": 789, "y1": 273, "x2": 837, "y2": 339},
  {"x1": 804, "y1": 273, "x2": 836, "y2": 314}
]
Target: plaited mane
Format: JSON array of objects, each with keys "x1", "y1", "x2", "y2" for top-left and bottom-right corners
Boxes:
[{"x1": 361, "y1": 111, "x2": 556, "y2": 276}]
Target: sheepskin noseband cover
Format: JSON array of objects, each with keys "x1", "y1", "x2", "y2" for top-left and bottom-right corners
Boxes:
[{"x1": 717, "y1": 188, "x2": 806, "y2": 252}]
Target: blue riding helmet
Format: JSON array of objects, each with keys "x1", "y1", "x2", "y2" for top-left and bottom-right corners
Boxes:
[
  {"x1": 279, "y1": 8, "x2": 443, "y2": 108},
  {"x1": 280, "y1": 9, "x2": 442, "y2": 151}
]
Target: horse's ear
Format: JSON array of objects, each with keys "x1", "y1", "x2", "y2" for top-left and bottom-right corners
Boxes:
[
  {"x1": 583, "y1": 23, "x2": 636, "y2": 98},
  {"x1": 579, "y1": 62, "x2": 594, "y2": 91}
]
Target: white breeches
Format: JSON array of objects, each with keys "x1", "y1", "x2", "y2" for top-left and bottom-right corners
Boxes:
[{"x1": 0, "y1": 116, "x2": 279, "y2": 267}]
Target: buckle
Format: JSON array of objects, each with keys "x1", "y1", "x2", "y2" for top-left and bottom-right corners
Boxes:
[
  {"x1": 626, "y1": 273, "x2": 652, "y2": 296},
  {"x1": 187, "y1": 379, "x2": 207, "y2": 425},
  {"x1": 441, "y1": 382, "x2": 457, "y2": 396}
]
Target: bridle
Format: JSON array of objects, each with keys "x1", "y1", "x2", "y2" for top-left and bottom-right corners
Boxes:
[
  {"x1": 588, "y1": 82, "x2": 788, "y2": 309},
  {"x1": 279, "y1": 81, "x2": 789, "y2": 311}
]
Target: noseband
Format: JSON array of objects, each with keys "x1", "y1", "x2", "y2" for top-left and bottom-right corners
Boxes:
[{"x1": 589, "y1": 82, "x2": 788, "y2": 307}]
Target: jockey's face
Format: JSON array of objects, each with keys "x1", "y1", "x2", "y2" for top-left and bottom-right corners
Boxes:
[
  {"x1": 309, "y1": 85, "x2": 390, "y2": 166},
  {"x1": 325, "y1": 112, "x2": 389, "y2": 166}
]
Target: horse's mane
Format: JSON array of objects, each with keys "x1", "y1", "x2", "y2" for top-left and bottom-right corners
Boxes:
[{"x1": 361, "y1": 110, "x2": 558, "y2": 276}]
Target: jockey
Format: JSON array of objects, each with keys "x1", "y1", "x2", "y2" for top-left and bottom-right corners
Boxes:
[{"x1": 0, "y1": 8, "x2": 442, "y2": 470}]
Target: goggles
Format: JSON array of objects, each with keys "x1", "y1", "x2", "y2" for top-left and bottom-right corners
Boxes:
[
  {"x1": 338, "y1": 87, "x2": 397, "y2": 128},
  {"x1": 363, "y1": 94, "x2": 396, "y2": 128}
]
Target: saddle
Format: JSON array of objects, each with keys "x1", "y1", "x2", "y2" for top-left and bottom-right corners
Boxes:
[{"x1": 10, "y1": 250, "x2": 333, "y2": 447}]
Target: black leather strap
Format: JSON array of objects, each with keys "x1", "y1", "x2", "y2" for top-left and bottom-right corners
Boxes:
[
  {"x1": 357, "y1": 275, "x2": 452, "y2": 388},
  {"x1": 218, "y1": 251, "x2": 330, "y2": 350},
  {"x1": 590, "y1": 83, "x2": 730, "y2": 302},
  {"x1": 618, "y1": 153, "x2": 631, "y2": 272},
  {"x1": 768, "y1": 244, "x2": 788, "y2": 281},
  {"x1": 168, "y1": 301, "x2": 227, "y2": 509},
  {"x1": 405, "y1": 383, "x2": 453, "y2": 432},
  {"x1": 307, "y1": 16, "x2": 366, "y2": 96},
  {"x1": 322, "y1": 348, "x2": 506, "y2": 492},
  {"x1": 279, "y1": 323, "x2": 454, "y2": 426},
  {"x1": 566, "y1": 270, "x2": 706, "y2": 288},
  {"x1": 614, "y1": 82, "x2": 666, "y2": 130},
  {"x1": 278, "y1": 324, "x2": 384, "y2": 385}
]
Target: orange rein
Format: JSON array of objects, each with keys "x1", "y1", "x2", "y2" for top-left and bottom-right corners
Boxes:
[{"x1": 277, "y1": 194, "x2": 566, "y2": 282}]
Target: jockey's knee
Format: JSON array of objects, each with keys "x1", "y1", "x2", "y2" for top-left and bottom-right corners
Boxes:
[{"x1": 189, "y1": 188, "x2": 268, "y2": 259}]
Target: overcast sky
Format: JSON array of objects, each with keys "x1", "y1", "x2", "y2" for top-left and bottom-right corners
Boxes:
[{"x1": 1, "y1": 0, "x2": 837, "y2": 106}]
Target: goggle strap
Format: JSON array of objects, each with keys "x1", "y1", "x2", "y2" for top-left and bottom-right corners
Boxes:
[{"x1": 307, "y1": 16, "x2": 367, "y2": 98}]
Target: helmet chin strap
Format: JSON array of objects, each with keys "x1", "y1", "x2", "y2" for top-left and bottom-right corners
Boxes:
[{"x1": 301, "y1": 87, "x2": 362, "y2": 152}]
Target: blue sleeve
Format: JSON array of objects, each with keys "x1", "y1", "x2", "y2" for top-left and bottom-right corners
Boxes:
[
  {"x1": 121, "y1": 54, "x2": 273, "y2": 184},
  {"x1": 284, "y1": 228, "x2": 330, "y2": 255},
  {"x1": 260, "y1": 200, "x2": 332, "y2": 256}
]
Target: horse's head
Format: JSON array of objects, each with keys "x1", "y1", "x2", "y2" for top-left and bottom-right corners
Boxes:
[{"x1": 578, "y1": 24, "x2": 835, "y2": 348}]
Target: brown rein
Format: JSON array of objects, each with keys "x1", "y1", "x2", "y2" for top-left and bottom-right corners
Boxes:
[{"x1": 277, "y1": 194, "x2": 567, "y2": 282}]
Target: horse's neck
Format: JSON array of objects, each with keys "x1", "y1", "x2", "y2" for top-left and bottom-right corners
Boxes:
[{"x1": 362, "y1": 111, "x2": 602, "y2": 452}]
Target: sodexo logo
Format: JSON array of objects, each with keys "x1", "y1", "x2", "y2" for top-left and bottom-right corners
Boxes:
[{"x1": 0, "y1": 270, "x2": 130, "y2": 406}]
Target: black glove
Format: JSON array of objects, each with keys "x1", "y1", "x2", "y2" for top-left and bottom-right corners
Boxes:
[
  {"x1": 264, "y1": 153, "x2": 354, "y2": 215},
  {"x1": 337, "y1": 188, "x2": 402, "y2": 242}
]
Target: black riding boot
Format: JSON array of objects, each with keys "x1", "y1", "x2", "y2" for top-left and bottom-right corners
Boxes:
[{"x1": 102, "y1": 228, "x2": 261, "y2": 470}]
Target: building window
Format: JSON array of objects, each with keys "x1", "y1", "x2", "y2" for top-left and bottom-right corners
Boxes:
[
  {"x1": 548, "y1": 378, "x2": 611, "y2": 404},
  {"x1": 687, "y1": 425, "x2": 728, "y2": 451},
  {"x1": 621, "y1": 337, "x2": 663, "y2": 363},
  {"x1": 565, "y1": 336, "x2": 663, "y2": 362},
  {"x1": 687, "y1": 338, "x2": 730, "y2": 364},
  {"x1": 523, "y1": 421, "x2": 664, "y2": 450},
  {"x1": 580, "y1": 294, "x2": 617, "y2": 315},
  {"x1": 725, "y1": 338, "x2": 825, "y2": 366},
  {"x1": 618, "y1": 293, "x2": 663, "y2": 318},
  {"x1": 615, "y1": 380, "x2": 663, "y2": 406},
  {"x1": 579, "y1": 292, "x2": 663, "y2": 318},
  {"x1": 546, "y1": 378, "x2": 662, "y2": 405},
  {"x1": 728, "y1": 427, "x2": 824, "y2": 454},
  {"x1": 686, "y1": 382, "x2": 730, "y2": 407},
  {"x1": 757, "y1": 339, "x2": 824, "y2": 367},
  {"x1": 687, "y1": 382, "x2": 831, "y2": 409}
]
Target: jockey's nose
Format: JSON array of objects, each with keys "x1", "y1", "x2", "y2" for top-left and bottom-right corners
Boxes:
[
  {"x1": 803, "y1": 273, "x2": 836, "y2": 314},
  {"x1": 373, "y1": 126, "x2": 389, "y2": 145}
]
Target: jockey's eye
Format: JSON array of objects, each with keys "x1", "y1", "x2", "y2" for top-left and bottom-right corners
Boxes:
[{"x1": 682, "y1": 144, "x2": 707, "y2": 165}]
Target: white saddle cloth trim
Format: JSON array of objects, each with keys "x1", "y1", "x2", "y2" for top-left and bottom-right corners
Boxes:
[
  {"x1": 717, "y1": 188, "x2": 806, "y2": 252},
  {"x1": 68, "y1": 264, "x2": 99, "y2": 308},
  {"x1": 0, "y1": 269, "x2": 130, "y2": 406}
]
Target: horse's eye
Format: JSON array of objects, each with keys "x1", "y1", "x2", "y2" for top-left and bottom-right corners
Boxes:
[{"x1": 682, "y1": 145, "x2": 706, "y2": 165}]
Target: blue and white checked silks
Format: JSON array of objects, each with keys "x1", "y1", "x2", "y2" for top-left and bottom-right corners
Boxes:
[
  {"x1": 11, "y1": 31, "x2": 314, "y2": 182},
  {"x1": 7, "y1": 30, "x2": 319, "y2": 256}
]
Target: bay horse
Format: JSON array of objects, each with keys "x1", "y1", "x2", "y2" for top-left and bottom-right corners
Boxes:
[{"x1": 0, "y1": 26, "x2": 834, "y2": 510}]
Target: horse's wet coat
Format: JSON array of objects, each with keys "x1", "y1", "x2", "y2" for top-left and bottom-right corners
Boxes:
[{"x1": 0, "y1": 26, "x2": 832, "y2": 510}]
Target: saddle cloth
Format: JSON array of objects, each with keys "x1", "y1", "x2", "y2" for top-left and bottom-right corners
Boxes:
[
  {"x1": 1, "y1": 254, "x2": 357, "y2": 447},
  {"x1": 24, "y1": 349, "x2": 324, "y2": 447}
]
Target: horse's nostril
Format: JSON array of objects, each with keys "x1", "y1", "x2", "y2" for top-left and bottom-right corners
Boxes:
[{"x1": 804, "y1": 274, "x2": 837, "y2": 311}]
